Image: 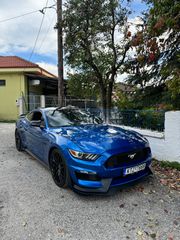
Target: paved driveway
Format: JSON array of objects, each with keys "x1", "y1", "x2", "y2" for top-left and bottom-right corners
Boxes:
[{"x1": 0, "y1": 123, "x2": 179, "y2": 240}]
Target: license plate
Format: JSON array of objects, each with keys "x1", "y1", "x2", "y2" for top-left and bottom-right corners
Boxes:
[{"x1": 124, "y1": 163, "x2": 146, "y2": 176}]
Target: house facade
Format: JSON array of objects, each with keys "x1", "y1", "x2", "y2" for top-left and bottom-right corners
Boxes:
[{"x1": 0, "y1": 56, "x2": 58, "y2": 120}]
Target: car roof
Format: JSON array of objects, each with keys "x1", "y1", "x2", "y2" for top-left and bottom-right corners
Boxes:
[
  {"x1": 38, "y1": 105, "x2": 79, "y2": 113},
  {"x1": 30, "y1": 107, "x2": 55, "y2": 113},
  {"x1": 40, "y1": 107, "x2": 56, "y2": 112}
]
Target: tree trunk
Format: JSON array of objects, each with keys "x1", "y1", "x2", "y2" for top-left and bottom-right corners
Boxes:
[
  {"x1": 106, "y1": 80, "x2": 114, "y2": 123},
  {"x1": 98, "y1": 79, "x2": 114, "y2": 123},
  {"x1": 99, "y1": 85, "x2": 107, "y2": 122}
]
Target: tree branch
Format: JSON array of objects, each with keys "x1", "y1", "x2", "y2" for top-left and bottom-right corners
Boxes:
[
  {"x1": 105, "y1": 4, "x2": 117, "y2": 82},
  {"x1": 115, "y1": 43, "x2": 130, "y2": 71}
]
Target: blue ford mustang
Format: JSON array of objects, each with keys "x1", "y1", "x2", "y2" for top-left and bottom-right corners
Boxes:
[{"x1": 15, "y1": 106, "x2": 152, "y2": 194}]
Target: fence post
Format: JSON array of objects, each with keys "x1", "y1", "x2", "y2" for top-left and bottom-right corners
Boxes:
[
  {"x1": 165, "y1": 111, "x2": 180, "y2": 162},
  {"x1": 84, "y1": 99, "x2": 87, "y2": 110},
  {"x1": 40, "y1": 95, "x2": 45, "y2": 108}
]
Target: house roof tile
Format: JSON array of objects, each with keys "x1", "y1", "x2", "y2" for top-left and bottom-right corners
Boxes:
[
  {"x1": 0, "y1": 56, "x2": 39, "y2": 68},
  {"x1": 0, "y1": 56, "x2": 57, "y2": 78}
]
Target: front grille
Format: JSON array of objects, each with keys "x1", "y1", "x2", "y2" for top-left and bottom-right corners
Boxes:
[{"x1": 105, "y1": 147, "x2": 151, "y2": 169}]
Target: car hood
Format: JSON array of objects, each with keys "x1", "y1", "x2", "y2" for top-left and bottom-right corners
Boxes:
[{"x1": 53, "y1": 125, "x2": 147, "y2": 154}]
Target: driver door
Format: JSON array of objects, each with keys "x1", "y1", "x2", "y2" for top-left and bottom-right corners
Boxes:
[{"x1": 27, "y1": 111, "x2": 49, "y2": 161}]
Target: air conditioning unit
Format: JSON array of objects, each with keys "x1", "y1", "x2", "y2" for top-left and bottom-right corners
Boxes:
[{"x1": 30, "y1": 80, "x2": 40, "y2": 86}]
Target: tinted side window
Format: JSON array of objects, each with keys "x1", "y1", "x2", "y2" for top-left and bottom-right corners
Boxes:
[
  {"x1": 31, "y1": 112, "x2": 42, "y2": 121},
  {"x1": 26, "y1": 112, "x2": 34, "y2": 121}
]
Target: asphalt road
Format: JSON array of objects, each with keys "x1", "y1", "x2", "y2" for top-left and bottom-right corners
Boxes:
[{"x1": 0, "y1": 123, "x2": 179, "y2": 240}]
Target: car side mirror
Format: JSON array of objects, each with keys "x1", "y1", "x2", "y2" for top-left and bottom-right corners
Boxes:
[
  {"x1": 30, "y1": 120, "x2": 41, "y2": 127},
  {"x1": 40, "y1": 121, "x2": 45, "y2": 129}
]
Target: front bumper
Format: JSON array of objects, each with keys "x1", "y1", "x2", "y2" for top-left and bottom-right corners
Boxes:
[
  {"x1": 71, "y1": 166, "x2": 152, "y2": 194},
  {"x1": 67, "y1": 151, "x2": 152, "y2": 194}
]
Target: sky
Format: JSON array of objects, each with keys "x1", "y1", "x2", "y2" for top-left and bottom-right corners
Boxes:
[{"x1": 0, "y1": 0, "x2": 148, "y2": 78}]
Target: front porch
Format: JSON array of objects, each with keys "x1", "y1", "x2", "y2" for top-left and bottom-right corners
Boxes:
[
  {"x1": 18, "y1": 73, "x2": 97, "y2": 115},
  {"x1": 25, "y1": 73, "x2": 58, "y2": 111}
]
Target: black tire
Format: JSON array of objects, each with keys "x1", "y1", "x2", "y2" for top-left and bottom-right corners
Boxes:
[
  {"x1": 49, "y1": 149, "x2": 69, "y2": 188},
  {"x1": 15, "y1": 130, "x2": 23, "y2": 152}
]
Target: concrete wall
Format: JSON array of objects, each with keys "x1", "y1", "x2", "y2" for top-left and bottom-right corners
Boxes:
[
  {"x1": 0, "y1": 72, "x2": 26, "y2": 120},
  {"x1": 118, "y1": 111, "x2": 180, "y2": 163}
]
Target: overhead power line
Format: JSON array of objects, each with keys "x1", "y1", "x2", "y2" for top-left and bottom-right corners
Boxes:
[
  {"x1": 0, "y1": 4, "x2": 56, "y2": 24},
  {"x1": 0, "y1": 1, "x2": 56, "y2": 61},
  {"x1": 29, "y1": 0, "x2": 49, "y2": 60},
  {"x1": 38, "y1": 13, "x2": 56, "y2": 52},
  {"x1": 0, "y1": 10, "x2": 39, "y2": 24}
]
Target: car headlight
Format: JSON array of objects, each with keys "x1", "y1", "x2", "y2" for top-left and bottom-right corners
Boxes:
[
  {"x1": 136, "y1": 132, "x2": 149, "y2": 143},
  {"x1": 69, "y1": 149, "x2": 99, "y2": 161}
]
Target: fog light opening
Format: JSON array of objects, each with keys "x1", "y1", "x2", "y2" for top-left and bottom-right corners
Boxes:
[{"x1": 76, "y1": 171, "x2": 101, "y2": 181}]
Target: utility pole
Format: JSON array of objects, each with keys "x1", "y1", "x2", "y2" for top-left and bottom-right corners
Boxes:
[{"x1": 57, "y1": 0, "x2": 64, "y2": 107}]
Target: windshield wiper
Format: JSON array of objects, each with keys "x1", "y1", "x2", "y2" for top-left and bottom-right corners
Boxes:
[{"x1": 52, "y1": 107, "x2": 62, "y2": 116}]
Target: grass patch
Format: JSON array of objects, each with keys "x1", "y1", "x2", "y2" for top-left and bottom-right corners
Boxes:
[
  {"x1": 153, "y1": 159, "x2": 180, "y2": 171},
  {"x1": 0, "y1": 120, "x2": 16, "y2": 123}
]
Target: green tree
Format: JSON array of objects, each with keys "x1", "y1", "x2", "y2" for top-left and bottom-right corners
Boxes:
[
  {"x1": 125, "y1": 0, "x2": 180, "y2": 108},
  {"x1": 67, "y1": 72, "x2": 99, "y2": 99},
  {"x1": 63, "y1": 0, "x2": 130, "y2": 120},
  {"x1": 114, "y1": 90, "x2": 134, "y2": 109}
]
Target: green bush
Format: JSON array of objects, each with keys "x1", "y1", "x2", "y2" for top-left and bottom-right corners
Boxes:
[{"x1": 117, "y1": 110, "x2": 165, "y2": 132}]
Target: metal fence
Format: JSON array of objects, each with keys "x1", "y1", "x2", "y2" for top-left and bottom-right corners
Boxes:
[
  {"x1": 110, "y1": 110, "x2": 165, "y2": 132},
  {"x1": 45, "y1": 96, "x2": 97, "y2": 109},
  {"x1": 21, "y1": 95, "x2": 41, "y2": 112},
  {"x1": 23, "y1": 95, "x2": 165, "y2": 132},
  {"x1": 45, "y1": 96, "x2": 58, "y2": 107},
  {"x1": 24, "y1": 95, "x2": 97, "y2": 111},
  {"x1": 28, "y1": 95, "x2": 41, "y2": 111}
]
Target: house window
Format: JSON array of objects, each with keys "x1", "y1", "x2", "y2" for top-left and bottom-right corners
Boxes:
[{"x1": 0, "y1": 80, "x2": 6, "y2": 86}]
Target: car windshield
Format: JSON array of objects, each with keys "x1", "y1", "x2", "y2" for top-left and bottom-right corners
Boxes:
[{"x1": 45, "y1": 107, "x2": 103, "y2": 128}]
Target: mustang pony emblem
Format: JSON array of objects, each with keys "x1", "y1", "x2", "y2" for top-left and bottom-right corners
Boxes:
[{"x1": 128, "y1": 153, "x2": 136, "y2": 159}]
